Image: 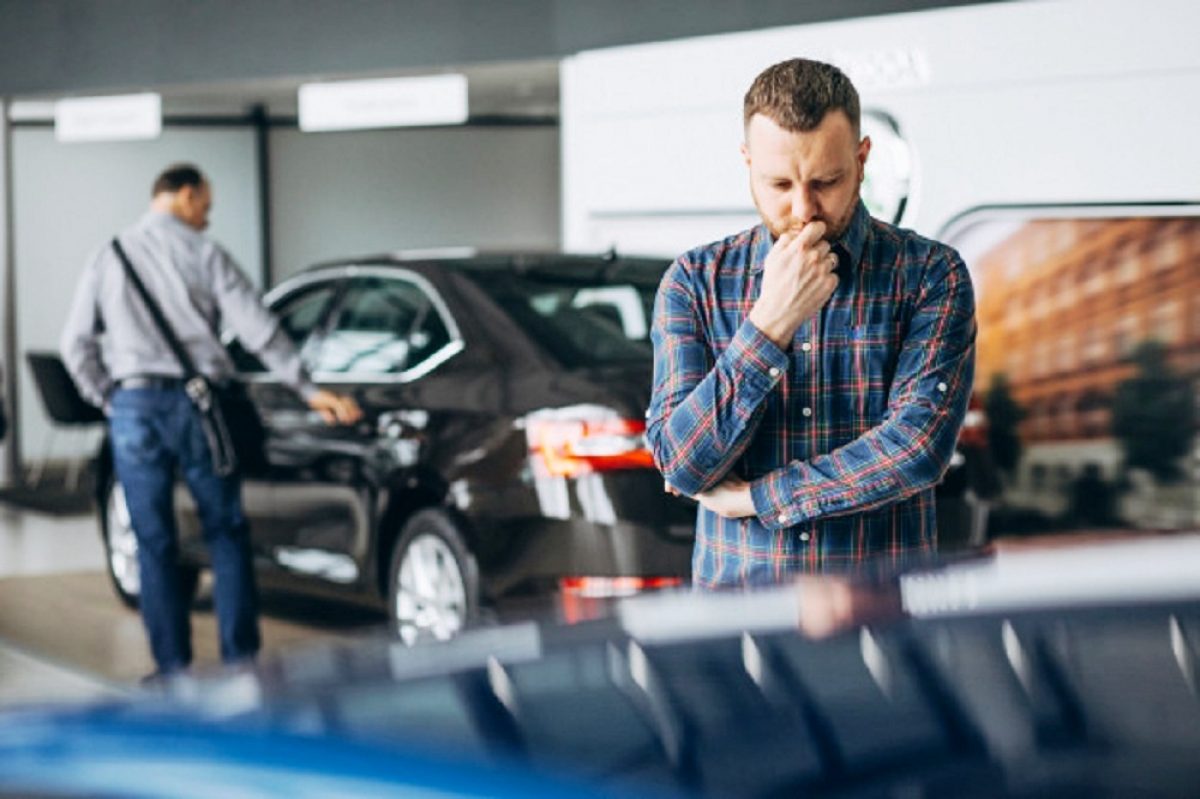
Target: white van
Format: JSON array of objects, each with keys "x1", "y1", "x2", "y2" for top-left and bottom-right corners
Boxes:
[{"x1": 561, "y1": 0, "x2": 1200, "y2": 541}]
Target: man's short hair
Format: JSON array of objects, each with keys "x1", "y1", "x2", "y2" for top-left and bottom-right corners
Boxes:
[
  {"x1": 743, "y1": 58, "x2": 860, "y2": 135},
  {"x1": 151, "y1": 163, "x2": 205, "y2": 197}
]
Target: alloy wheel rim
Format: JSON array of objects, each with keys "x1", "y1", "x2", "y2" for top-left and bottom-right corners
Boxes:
[
  {"x1": 107, "y1": 482, "x2": 140, "y2": 597},
  {"x1": 395, "y1": 533, "x2": 466, "y2": 645}
]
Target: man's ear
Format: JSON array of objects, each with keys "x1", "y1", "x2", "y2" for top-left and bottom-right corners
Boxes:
[
  {"x1": 857, "y1": 136, "x2": 872, "y2": 180},
  {"x1": 740, "y1": 141, "x2": 751, "y2": 168},
  {"x1": 167, "y1": 189, "x2": 187, "y2": 215}
]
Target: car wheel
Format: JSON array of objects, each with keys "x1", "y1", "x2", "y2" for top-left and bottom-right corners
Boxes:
[
  {"x1": 388, "y1": 509, "x2": 479, "y2": 645},
  {"x1": 101, "y1": 478, "x2": 200, "y2": 610}
]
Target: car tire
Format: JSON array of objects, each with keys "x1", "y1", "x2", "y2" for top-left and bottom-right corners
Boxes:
[
  {"x1": 100, "y1": 478, "x2": 200, "y2": 610},
  {"x1": 388, "y1": 509, "x2": 479, "y2": 645}
]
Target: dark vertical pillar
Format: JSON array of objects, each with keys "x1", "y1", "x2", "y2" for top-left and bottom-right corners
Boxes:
[
  {"x1": 252, "y1": 103, "x2": 273, "y2": 288},
  {"x1": 0, "y1": 101, "x2": 22, "y2": 486}
]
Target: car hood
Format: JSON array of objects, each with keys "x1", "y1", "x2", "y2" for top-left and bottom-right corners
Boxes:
[{"x1": 121, "y1": 531, "x2": 1200, "y2": 799}]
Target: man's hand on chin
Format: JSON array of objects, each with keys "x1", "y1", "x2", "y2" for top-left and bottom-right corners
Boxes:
[{"x1": 695, "y1": 476, "x2": 757, "y2": 518}]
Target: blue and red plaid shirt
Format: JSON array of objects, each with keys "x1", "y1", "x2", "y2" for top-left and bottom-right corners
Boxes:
[{"x1": 648, "y1": 201, "x2": 976, "y2": 588}]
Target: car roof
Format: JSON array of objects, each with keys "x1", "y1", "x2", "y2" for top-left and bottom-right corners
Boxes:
[{"x1": 297, "y1": 248, "x2": 671, "y2": 283}]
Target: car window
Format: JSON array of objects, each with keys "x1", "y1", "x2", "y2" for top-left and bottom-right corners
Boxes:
[
  {"x1": 228, "y1": 280, "x2": 339, "y2": 374},
  {"x1": 307, "y1": 276, "x2": 450, "y2": 377},
  {"x1": 406, "y1": 298, "x2": 453, "y2": 368},
  {"x1": 279, "y1": 282, "x2": 340, "y2": 344},
  {"x1": 466, "y1": 271, "x2": 658, "y2": 369}
]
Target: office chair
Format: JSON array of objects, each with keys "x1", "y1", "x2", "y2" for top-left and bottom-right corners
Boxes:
[{"x1": 25, "y1": 351, "x2": 105, "y2": 490}]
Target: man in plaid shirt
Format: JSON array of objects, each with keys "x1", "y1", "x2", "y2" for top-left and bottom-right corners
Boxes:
[{"x1": 648, "y1": 58, "x2": 976, "y2": 588}]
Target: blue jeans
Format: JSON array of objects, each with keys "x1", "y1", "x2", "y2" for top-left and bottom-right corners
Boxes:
[{"x1": 109, "y1": 386, "x2": 260, "y2": 673}]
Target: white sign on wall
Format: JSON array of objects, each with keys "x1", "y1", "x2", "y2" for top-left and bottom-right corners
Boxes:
[
  {"x1": 298, "y1": 74, "x2": 469, "y2": 132},
  {"x1": 54, "y1": 93, "x2": 162, "y2": 143}
]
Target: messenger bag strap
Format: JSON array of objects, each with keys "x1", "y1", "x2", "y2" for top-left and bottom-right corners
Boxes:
[
  {"x1": 110, "y1": 236, "x2": 201, "y2": 381},
  {"x1": 111, "y1": 236, "x2": 236, "y2": 475}
]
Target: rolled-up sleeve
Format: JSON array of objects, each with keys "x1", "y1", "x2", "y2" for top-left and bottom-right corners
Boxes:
[
  {"x1": 647, "y1": 258, "x2": 788, "y2": 496},
  {"x1": 750, "y1": 249, "x2": 976, "y2": 529}
]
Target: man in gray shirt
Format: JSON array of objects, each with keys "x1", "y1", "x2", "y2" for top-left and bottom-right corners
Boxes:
[{"x1": 61, "y1": 163, "x2": 361, "y2": 677}]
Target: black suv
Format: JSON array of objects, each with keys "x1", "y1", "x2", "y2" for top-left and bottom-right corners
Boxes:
[{"x1": 96, "y1": 251, "x2": 696, "y2": 642}]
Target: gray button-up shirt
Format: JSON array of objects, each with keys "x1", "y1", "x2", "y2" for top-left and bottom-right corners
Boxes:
[{"x1": 60, "y1": 210, "x2": 317, "y2": 408}]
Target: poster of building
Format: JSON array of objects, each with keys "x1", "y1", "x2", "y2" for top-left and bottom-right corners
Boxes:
[{"x1": 949, "y1": 210, "x2": 1199, "y2": 539}]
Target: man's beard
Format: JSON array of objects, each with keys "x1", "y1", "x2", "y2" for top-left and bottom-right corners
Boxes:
[{"x1": 755, "y1": 188, "x2": 859, "y2": 242}]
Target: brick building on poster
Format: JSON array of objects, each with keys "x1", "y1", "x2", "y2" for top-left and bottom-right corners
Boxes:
[{"x1": 973, "y1": 215, "x2": 1200, "y2": 492}]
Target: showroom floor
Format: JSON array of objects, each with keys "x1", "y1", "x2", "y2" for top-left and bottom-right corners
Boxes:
[{"x1": 0, "y1": 500, "x2": 382, "y2": 707}]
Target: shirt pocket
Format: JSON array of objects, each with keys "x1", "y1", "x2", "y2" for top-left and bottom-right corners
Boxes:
[{"x1": 823, "y1": 315, "x2": 899, "y2": 431}]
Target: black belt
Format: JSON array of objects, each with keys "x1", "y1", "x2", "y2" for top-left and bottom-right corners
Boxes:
[{"x1": 118, "y1": 375, "x2": 187, "y2": 390}]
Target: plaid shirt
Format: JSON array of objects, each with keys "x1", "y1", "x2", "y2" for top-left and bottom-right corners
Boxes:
[{"x1": 648, "y1": 201, "x2": 976, "y2": 588}]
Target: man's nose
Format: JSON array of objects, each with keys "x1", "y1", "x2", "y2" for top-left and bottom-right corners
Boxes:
[{"x1": 790, "y1": 187, "x2": 818, "y2": 223}]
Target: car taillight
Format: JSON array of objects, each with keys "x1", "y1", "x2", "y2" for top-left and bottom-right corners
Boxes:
[
  {"x1": 558, "y1": 576, "x2": 684, "y2": 624},
  {"x1": 559, "y1": 576, "x2": 684, "y2": 598},
  {"x1": 526, "y1": 411, "x2": 654, "y2": 477}
]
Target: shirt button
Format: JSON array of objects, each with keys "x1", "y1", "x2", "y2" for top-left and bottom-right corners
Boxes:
[
  {"x1": 778, "y1": 514, "x2": 789, "y2": 525},
  {"x1": 800, "y1": 342, "x2": 812, "y2": 352},
  {"x1": 799, "y1": 532, "x2": 811, "y2": 542},
  {"x1": 802, "y1": 407, "x2": 813, "y2": 417},
  {"x1": 937, "y1": 382, "x2": 948, "y2": 393},
  {"x1": 768, "y1": 367, "x2": 781, "y2": 378}
]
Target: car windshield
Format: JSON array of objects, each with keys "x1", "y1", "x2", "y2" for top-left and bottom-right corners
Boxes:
[{"x1": 465, "y1": 264, "x2": 662, "y2": 369}]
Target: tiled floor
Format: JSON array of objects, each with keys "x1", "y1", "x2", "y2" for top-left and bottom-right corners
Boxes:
[
  {"x1": 0, "y1": 502, "x2": 120, "y2": 705},
  {"x1": 0, "y1": 503, "x2": 105, "y2": 579},
  {"x1": 0, "y1": 500, "x2": 379, "y2": 706},
  {"x1": 0, "y1": 641, "x2": 126, "y2": 704}
]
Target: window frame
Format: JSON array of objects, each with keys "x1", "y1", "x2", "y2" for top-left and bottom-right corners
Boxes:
[
  {"x1": 308, "y1": 271, "x2": 460, "y2": 381},
  {"x1": 223, "y1": 273, "x2": 345, "y2": 377},
  {"x1": 228, "y1": 265, "x2": 464, "y2": 385}
]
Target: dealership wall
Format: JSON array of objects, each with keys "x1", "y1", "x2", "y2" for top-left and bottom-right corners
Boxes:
[
  {"x1": 560, "y1": 0, "x2": 1200, "y2": 255},
  {"x1": 9, "y1": 123, "x2": 559, "y2": 468},
  {"x1": 268, "y1": 125, "x2": 560, "y2": 279}
]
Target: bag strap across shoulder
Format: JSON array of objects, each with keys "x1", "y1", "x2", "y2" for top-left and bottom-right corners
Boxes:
[
  {"x1": 111, "y1": 236, "x2": 239, "y2": 475},
  {"x1": 110, "y1": 237, "x2": 200, "y2": 381}
]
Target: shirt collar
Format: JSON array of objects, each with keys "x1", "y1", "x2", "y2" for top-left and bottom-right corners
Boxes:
[
  {"x1": 750, "y1": 199, "x2": 871, "y2": 274},
  {"x1": 141, "y1": 208, "x2": 197, "y2": 236},
  {"x1": 838, "y1": 199, "x2": 870, "y2": 270}
]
